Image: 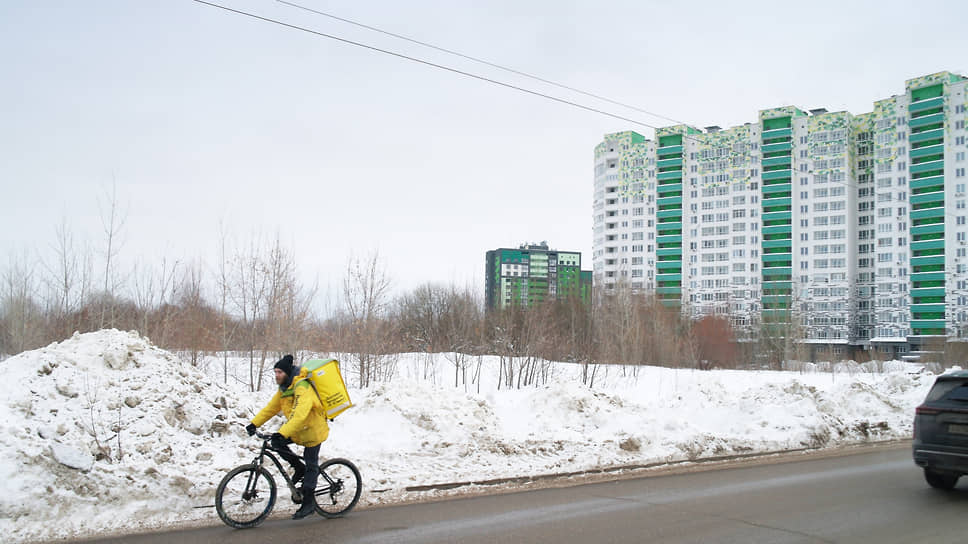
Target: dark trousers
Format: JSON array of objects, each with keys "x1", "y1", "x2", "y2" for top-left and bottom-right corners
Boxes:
[{"x1": 276, "y1": 441, "x2": 321, "y2": 492}]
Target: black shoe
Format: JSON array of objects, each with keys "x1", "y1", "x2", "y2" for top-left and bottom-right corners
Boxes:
[
  {"x1": 292, "y1": 489, "x2": 316, "y2": 520},
  {"x1": 292, "y1": 464, "x2": 305, "y2": 485}
]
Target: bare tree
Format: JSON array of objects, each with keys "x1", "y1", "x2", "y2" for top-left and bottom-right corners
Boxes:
[
  {"x1": 0, "y1": 251, "x2": 45, "y2": 354},
  {"x1": 342, "y1": 250, "x2": 393, "y2": 388},
  {"x1": 97, "y1": 182, "x2": 127, "y2": 329},
  {"x1": 43, "y1": 216, "x2": 93, "y2": 339},
  {"x1": 130, "y1": 257, "x2": 179, "y2": 343}
]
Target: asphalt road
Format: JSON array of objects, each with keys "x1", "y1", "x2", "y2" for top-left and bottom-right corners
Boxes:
[{"x1": 80, "y1": 444, "x2": 967, "y2": 544}]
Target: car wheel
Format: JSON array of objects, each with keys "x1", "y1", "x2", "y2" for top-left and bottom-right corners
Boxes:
[{"x1": 924, "y1": 468, "x2": 959, "y2": 490}]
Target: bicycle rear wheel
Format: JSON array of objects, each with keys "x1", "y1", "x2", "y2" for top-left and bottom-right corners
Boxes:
[
  {"x1": 215, "y1": 465, "x2": 277, "y2": 528},
  {"x1": 315, "y1": 458, "x2": 362, "y2": 518}
]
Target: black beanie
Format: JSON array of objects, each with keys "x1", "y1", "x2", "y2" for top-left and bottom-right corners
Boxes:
[{"x1": 274, "y1": 354, "x2": 295, "y2": 376}]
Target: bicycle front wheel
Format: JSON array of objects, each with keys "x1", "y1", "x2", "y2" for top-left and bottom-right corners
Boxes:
[
  {"x1": 215, "y1": 465, "x2": 277, "y2": 528},
  {"x1": 315, "y1": 458, "x2": 362, "y2": 518}
]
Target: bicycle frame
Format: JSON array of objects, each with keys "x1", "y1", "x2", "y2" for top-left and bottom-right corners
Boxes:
[
  {"x1": 248, "y1": 440, "x2": 298, "y2": 496},
  {"x1": 248, "y1": 438, "x2": 343, "y2": 500}
]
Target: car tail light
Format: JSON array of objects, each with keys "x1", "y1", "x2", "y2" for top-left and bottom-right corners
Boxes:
[{"x1": 916, "y1": 406, "x2": 942, "y2": 416}]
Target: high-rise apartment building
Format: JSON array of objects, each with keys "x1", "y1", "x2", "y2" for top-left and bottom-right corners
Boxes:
[
  {"x1": 485, "y1": 243, "x2": 592, "y2": 310},
  {"x1": 593, "y1": 71, "x2": 968, "y2": 359}
]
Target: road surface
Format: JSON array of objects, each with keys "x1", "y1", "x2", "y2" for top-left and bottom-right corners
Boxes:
[{"x1": 81, "y1": 444, "x2": 967, "y2": 544}]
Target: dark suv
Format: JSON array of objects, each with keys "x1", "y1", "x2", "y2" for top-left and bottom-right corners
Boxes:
[{"x1": 913, "y1": 370, "x2": 968, "y2": 490}]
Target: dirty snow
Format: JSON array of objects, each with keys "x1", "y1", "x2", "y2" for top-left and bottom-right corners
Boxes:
[{"x1": 0, "y1": 330, "x2": 945, "y2": 543}]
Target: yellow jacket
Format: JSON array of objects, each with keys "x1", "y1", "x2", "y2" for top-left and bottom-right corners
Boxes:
[{"x1": 251, "y1": 372, "x2": 329, "y2": 447}]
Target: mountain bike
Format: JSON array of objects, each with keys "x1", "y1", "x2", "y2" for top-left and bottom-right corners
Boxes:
[{"x1": 215, "y1": 431, "x2": 362, "y2": 528}]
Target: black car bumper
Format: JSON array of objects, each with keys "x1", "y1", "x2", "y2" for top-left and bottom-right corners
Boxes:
[{"x1": 913, "y1": 445, "x2": 968, "y2": 474}]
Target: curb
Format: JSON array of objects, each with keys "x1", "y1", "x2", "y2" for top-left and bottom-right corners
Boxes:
[{"x1": 402, "y1": 439, "x2": 908, "y2": 493}]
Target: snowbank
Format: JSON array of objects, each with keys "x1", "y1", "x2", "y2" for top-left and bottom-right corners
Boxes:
[{"x1": 0, "y1": 332, "x2": 940, "y2": 543}]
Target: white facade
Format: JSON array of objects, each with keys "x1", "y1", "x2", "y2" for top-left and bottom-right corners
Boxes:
[{"x1": 593, "y1": 72, "x2": 968, "y2": 357}]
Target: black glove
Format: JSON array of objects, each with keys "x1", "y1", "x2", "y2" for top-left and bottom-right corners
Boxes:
[
  {"x1": 270, "y1": 432, "x2": 289, "y2": 449},
  {"x1": 245, "y1": 423, "x2": 257, "y2": 436}
]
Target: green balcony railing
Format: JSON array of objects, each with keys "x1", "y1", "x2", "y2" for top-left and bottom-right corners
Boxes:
[
  {"x1": 762, "y1": 225, "x2": 792, "y2": 236},
  {"x1": 762, "y1": 156, "x2": 792, "y2": 168},
  {"x1": 910, "y1": 191, "x2": 945, "y2": 206},
  {"x1": 910, "y1": 144, "x2": 945, "y2": 160},
  {"x1": 911, "y1": 271, "x2": 946, "y2": 282},
  {"x1": 762, "y1": 127, "x2": 792, "y2": 141},
  {"x1": 910, "y1": 175, "x2": 944, "y2": 190},
  {"x1": 656, "y1": 157, "x2": 683, "y2": 169},
  {"x1": 911, "y1": 287, "x2": 947, "y2": 299},
  {"x1": 910, "y1": 320, "x2": 947, "y2": 331},
  {"x1": 762, "y1": 239, "x2": 792, "y2": 249},
  {"x1": 911, "y1": 256, "x2": 946, "y2": 269},
  {"x1": 761, "y1": 142, "x2": 793, "y2": 154},
  {"x1": 911, "y1": 207, "x2": 945, "y2": 221},
  {"x1": 911, "y1": 239, "x2": 947, "y2": 252},
  {"x1": 909, "y1": 113, "x2": 945, "y2": 129},
  {"x1": 657, "y1": 209, "x2": 682, "y2": 220},
  {"x1": 911, "y1": 160, "x2": 945, "y2": 175},
  {"x1": 909, "y1": 96, "x2": 945, "y2": 114},
  {"x1": 657, "y1": 170, "x2": 683, "y2": 181},
  {"x1": 656, "y1": 145, "x2": 683, "y2": 157},
  {"x1": 910, "y1": 128, "x2": 945, "y2": 145},
  {"x1": 657, "y1": 183, "x2": 682, "y2": 195},
  {"x1": 762, "y1": 169, "x2": 792, "y2": 181}
]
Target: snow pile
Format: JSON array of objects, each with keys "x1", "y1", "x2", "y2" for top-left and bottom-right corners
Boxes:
[
  {"x1": 0, "y1": 333, "x2": 941, "y2": 543},
  {"x1": 0, "y1": 330, "x2": 260, "y2": 543}
]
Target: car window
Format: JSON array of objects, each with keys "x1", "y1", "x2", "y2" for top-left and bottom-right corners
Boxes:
[
  {"x1": 925, "y1": 380, "x2": 968, "y2": 402},
  {"x1": 947, "y1": 384, "x2": 968, "y2": 402}
]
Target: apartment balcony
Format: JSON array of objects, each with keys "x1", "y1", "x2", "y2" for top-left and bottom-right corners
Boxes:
[
  {"x1": 656, "y1": 145, "x2": 683, "y2": 157},
  {"x1": 657, "y1": 209, "x2": 682, "y2": 220},
  {"x1": 762, "y1": 156, "x2": 792, "y2": 168},
  {"x1": 911, "y1": 208, "x2": 945, "y2": 221},
  {"x1": 762, "y1": 141, "x2": 793, "y2": 154},
  {"x1": 909, "y1": 96, "x2": 944, "y2": 113},
  {"x1": 909, "y1": 128, "x2": 944, "y2": 145},
  {"x1": 762, "y1": 184, "x2": 792, "y2": 197},
  {"x1": 762, "y1": 127, "x2": 792, "y2": 141},
  {"x1": 910, "y1": 191, "x2": 945, "y2": 207},
  {"x1": 910, "y1": 143, "x2": 945, "y2": 160},
  {"x1": 657, "y1": 170, "x2": 683, "y2": 181},
  {"x1": 909, "y1": 113, "x2": 945, "y2": 130},
  {"x1": 762, "y1": 169, "x2": 792, "y2": 182},
  {"x1": 911, "y1": 289, "x2": 946, "y2": 303},
  {"x1": 657, "y1": 195, "x2": 682, "y2": 207},
  {"x1": 910, "y1": 176, "x2": 945, "y2": 193},
  {"x1": 657, "y1": 157, "x2": 683, "y2": 169},
  {"x1": 911, "y1": 255, "x2": 945, "y2": 268},
  {"x1": 657, "y1": 182, "x2": 682, "y2": 195},
  {"x1": 762, "y1": 225, "x2": 792, "y2": 236},
  {"x1": 655, "y1": 286, "x2": 681, "y2": 295},
  {"x1": 910, "y1": 160, "x2": 945, "y2": 175}
]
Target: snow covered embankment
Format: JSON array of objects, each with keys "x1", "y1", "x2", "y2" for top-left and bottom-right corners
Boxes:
[
  {"x1": 0, "y1": 331, "x2": 939, "y2": 543},
  {"x1": 0, "y1": 330, "x2": 257, "y2": 543}
]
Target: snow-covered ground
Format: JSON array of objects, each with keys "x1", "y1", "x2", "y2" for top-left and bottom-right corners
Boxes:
[{"x1": 0, "y1": 330, "x2": 947, "y2": 543}]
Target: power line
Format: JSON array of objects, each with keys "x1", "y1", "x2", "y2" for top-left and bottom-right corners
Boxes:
[
  {"x1": 192, "y1": 0, "x2": 668, "y2": 132},
  {"x1": 275, "y1": 0, "x2": 692, "y2": 129},
  {"x1": 194, "y1": 0, "x2": 953, "y2": 227}
]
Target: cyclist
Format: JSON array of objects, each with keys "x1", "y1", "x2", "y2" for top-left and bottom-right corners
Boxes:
[{"x1": 245, "y1": 354, "x2": 329, "y2": 520}]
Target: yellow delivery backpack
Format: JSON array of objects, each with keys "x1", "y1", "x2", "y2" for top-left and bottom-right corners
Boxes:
[{"x1": 300, "y1": 358, "x2": 354, "y2": 419}]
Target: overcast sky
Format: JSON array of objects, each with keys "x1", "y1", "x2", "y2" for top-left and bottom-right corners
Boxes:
[{"x1": 2, "y1": 0, "x2": 967, "y2": 309}]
